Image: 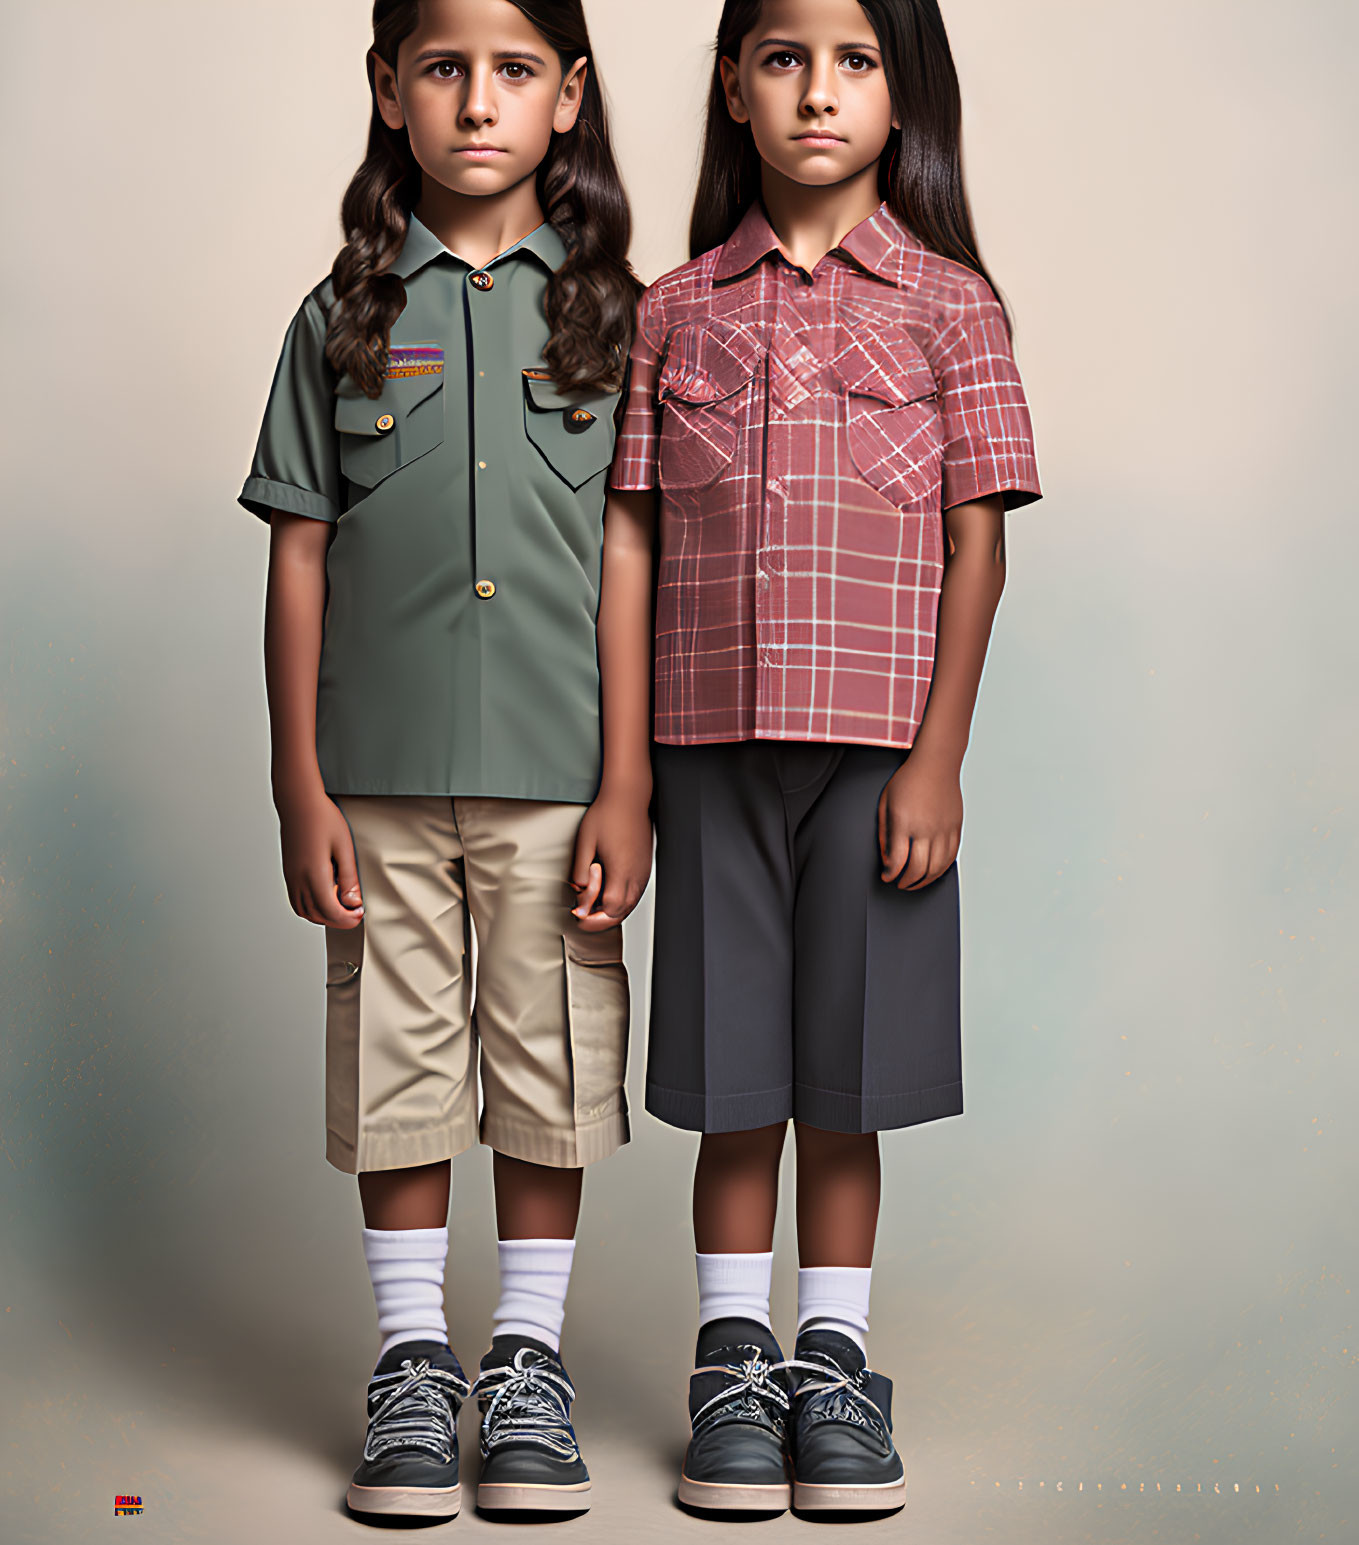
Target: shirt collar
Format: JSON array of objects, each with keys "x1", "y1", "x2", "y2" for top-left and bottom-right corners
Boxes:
[
  {"x1": 711, "y1": 202, "x2": 785, "y2": 282},
  {"x1": 711, "y1": 200, "x2": 918, "y2": 287},
  {"x1": 835, "y1": 204, "x2": 919, "y2": 287},
  {"x1": 391, "y1": 213, "x2": 568, "y2": 279}
]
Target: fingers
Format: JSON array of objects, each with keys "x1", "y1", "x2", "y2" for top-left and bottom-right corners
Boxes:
[
  {"x1": 880, "y1": 815, "x2": 912, "y2": 883},
  {"x1": 576, "y1": 908, "x2": 621, "y2": 933},
  {"x1": 900, "y1": 831, "x2": 961, "y2": 890},
  {"x1": 334, "y1": 843, "x2": 364, "y2": 914},
  {"x1": 293, "y1": 861, "x2": 363, "y2": 929},
  {"x1": 897, "y1": 833, "x2": 933, "y2": 890},
  {"x1": 311, "y1": 876, "x2": 363, "y2": 927},
  {"x1": 575, "y1": 864, "x2": 649, "y2": 931},
  {"x1": 569, "y1": 823, "x2": 596, "y2": 894},
  {"x1": 596, "y1": 867, "x2": 630, "y2": 923},
  {"x1": 572, "y1": 861, "x2": 603, "y2": 920},
  {"x1": 316, "y1": 834, "x2": 365, "y2": 926},
  {"x1": 877, "y1": 788, "x2": 890, "y2": 869},
  {"x1": 292, "y1": 880, "x2": 331, "y2": 927},
  {"x1": 582, "y1": 883, "x2": 635, "y2": 929},
  {"x1": 575, "y1": 859, "x2": 620, "y2": 932}
]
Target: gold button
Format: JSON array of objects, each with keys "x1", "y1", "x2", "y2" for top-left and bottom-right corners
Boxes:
[
  {"x1": 475, "y1": 579, "x2": 496, "y2": 599},
  {"x1": 478, "y1": 460, "x2": 487, "y2": 470},
  {"x1": 569, "y1": 409, "x2": 596, "y2": 425},
  {"x1": 469, "y1": 270, "x2": 493, "y2": 291},
  {"x1": 375, "y1": 413, "x2": 394, "y2": 433}
]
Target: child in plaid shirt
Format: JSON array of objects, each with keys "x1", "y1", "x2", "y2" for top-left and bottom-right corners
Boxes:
[{"x1": 604, "y1": 0, "x2": 1041, "y2": 1515}]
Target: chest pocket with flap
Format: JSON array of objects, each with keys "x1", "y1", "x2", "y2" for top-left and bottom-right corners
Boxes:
[
  {"x1": 522, "y1": 369, "x2": 619, "y2": 491},
  {"x1": 334, "y1": 347, "x2": 446, "y2": 495},
  {"x1": 656, "y1": 320, "x2": 763, "y2": 491},
  {"x1": 833, "y1": 314, "x2": 942, "y2": 515}
]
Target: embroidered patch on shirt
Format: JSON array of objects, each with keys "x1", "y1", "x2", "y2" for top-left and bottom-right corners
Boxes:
[{"x1": 385, "y1": 344, "x2": 444, "y2": 379}]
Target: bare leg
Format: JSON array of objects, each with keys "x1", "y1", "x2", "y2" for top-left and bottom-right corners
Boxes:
[
  {"x1": 358, "y1": 1158, "x2": 451, "y2": 1230},
  {"x1": 692, "y1": 1124, "x2": 788, "y2": 1253},
  {"x1": 793, "y1": 1124, "x2": 880, "y2": 1266},
  {"x1": 493, "y1": 1152, "x2": 583, "y2": 1240}
]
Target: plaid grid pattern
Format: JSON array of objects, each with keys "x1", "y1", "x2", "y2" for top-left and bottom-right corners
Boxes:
[{"x1": 611, "y1": 202, "x2": 1042, "y2": 749}]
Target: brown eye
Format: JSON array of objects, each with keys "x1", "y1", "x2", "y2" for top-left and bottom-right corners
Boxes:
[{"x1": 432, "y1": 60, "x2": 461, "y2": 79}]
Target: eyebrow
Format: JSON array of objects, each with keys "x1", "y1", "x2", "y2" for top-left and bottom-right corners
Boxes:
[
  {"x1": 756, "y1": 37, "x2": 882, "y2": 53},
  {"x1": 411, "y1": 47, "x2": 549, "y2": 66}
]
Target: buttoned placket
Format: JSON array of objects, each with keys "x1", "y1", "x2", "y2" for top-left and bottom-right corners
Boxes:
[
  {"x1": 757, "y1": 329, "x2": 776, "y2": 687},
  {"x1": 463, "y1": 260, "x2": 497, "y2": 606},
  {"x1": 754, "y1": 255, "x2": 822, "y2": 730}
]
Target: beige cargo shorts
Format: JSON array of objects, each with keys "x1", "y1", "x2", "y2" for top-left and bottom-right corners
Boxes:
[{"x1": 323, "y1": 795, "x2": 630, "y2": 1173}]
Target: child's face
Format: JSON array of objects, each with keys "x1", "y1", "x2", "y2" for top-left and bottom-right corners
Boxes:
[
  {"x1": 373, "y1": 0, "x2": 585, "y2": 201},
  {"x1": 721, "y1": 0, "x2": 898, "y2": 191}
]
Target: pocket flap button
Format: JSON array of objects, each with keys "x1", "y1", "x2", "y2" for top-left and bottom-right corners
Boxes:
[
  {"x1": 569, "y1": 409, "x2": 596, "y2": 425},
  {"x1": 375, "y1": 413, "x2": 395, "y2": 433}
]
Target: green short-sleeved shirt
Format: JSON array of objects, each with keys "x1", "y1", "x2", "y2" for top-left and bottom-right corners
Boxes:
[{"x1": 239, "y1": 216, "x2": 620, "y2": 802}]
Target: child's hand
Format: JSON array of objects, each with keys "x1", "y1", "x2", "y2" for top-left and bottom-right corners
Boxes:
[
  {"x1": 569, "y1": 786, "x2": 653, "y2": 932},
  {"x1": 877, "y1": 752, "x2": 963, "y2": 890},
  {"x1": 277, "y1": 790, "x2": 364, "y2": 928}
]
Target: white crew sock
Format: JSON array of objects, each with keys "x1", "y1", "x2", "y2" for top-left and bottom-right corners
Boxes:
[
  {"x1": 492, "y1": 1237, "x2": 577, "y2": 1352},
  {"x1": 696, "y1": 1250, "x2": 774, "y2": 1331},
  {"x1": 797, "y1": 1265, "x2": 872, "y2": 1354},
  {"x1": 362, "y1": 1225, "x2": 450, "y2": 1361}
]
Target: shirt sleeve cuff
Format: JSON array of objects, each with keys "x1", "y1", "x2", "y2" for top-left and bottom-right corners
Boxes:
[
  {"x1": 942, "y1": 467, "x2": 1043, "y2": 513},
  {"x1": 607, "y1": 473, "x2": 657, "y2": 492},
  {"x1": 238, "y1": 476, "x2": 339, "y2": 525}
]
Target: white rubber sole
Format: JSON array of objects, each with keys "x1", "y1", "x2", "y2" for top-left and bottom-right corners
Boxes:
[
  {"x1": 477, "y1": 1480, "x2": 591, "y2": 1512},
  {"x1": 792, "y1": 1473, "x2": 907, "y2": 1512},
  {"x1": 678, "y1": 1473, "x2": 792, "y2": 1511},
  {"x1": 345, "y1": 1480, "x2": 461, "y2": 1518}
]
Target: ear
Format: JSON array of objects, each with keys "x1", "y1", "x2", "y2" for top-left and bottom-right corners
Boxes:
[
  {"x1": 554, "y1": 55, "x2": 588, "y2": 134},
  {"x1": 719, "y1": 55, "x2": 749, "y2": 125},
  {"x1": 372, "y1": 50, "x2": 405, "y2": 132}
]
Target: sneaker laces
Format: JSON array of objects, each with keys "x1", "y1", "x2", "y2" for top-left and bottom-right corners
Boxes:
[
  {"x1": 364, "y1": 1355, "x2": 469, "y2": 1463},
  {"x1": 473, "y1": 1348, "x2": 581, "y2": 1461},
  {"x1": 783, "y1": 1353, "x2": 890, "y2": 1436},
  {"x1": 690, "y1": 1349, "x2": 794, "y2": 1436}
]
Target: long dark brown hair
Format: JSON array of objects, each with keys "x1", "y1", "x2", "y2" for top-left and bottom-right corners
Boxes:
[
  {"x1": 326, "y1": 0, "x2": 638, "y2": 398},
  {"x1": 691, "y1": 0, "x2": 1006, "y2": 322}
]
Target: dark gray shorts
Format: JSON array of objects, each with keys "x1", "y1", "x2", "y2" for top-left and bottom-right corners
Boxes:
[{"x1": 646, "y1": 740, "x2": 963, "y2": 1135}]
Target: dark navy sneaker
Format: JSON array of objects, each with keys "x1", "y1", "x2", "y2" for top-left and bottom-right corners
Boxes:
[
  {"x1": 786, "y1": 1329, "x2": 906, "y2": 1513},
  {"x1": 345, "y1": 1338, "x2": 469, "y2": 1518},
  {"x1": 677, "y1": 1317, "x2": 792, "y2": 1513},
  {"x1": 472, "y1": 1335, "x2": 591, "y2": 1512}
]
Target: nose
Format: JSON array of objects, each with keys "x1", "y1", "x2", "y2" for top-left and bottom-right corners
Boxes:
[
  {"x1": 458, "y1": 63, "x2": 498, "y2": 129},
  {"x1": 800, "y1": 56, "x2": 839, "y2": 118}
]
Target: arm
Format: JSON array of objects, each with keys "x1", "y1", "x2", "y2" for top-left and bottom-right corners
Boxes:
[
  {"x1": 265, "y1": 511, "x2": 364, "y2": 928},
  {"x1": 878, "y1": 494, "x2": 1006, "y2": 890},
  {"x1": 570, "y1": 488, "x2": 656, "y2": 931}
]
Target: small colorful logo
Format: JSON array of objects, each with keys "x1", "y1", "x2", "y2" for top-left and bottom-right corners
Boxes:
[
  {"x1": 385, "y1": 344, "x2": 444, "y2": 379},
  {"x1": 114, "y1": 1494, "x2": 144, "y2": 1516}
]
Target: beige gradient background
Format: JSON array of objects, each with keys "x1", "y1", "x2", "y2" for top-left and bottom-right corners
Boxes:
[{"x1": 1, "y1": 1, "x2": 1356, "y2": 1542}]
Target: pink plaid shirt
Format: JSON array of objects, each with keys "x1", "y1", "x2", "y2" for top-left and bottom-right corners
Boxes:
[{"x1": 611, "y1": 201, "x2": 1042, "y2": 749}]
